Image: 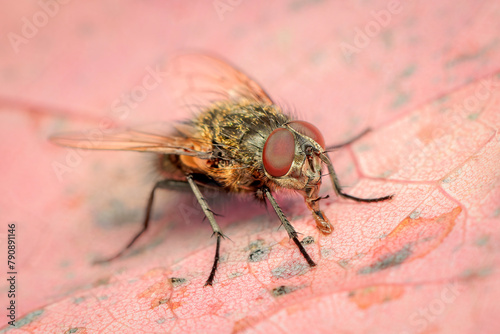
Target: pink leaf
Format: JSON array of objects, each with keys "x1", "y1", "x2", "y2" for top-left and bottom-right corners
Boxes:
[{"x1": 1, "y1": 1, "x2": 499, "y2": 333}]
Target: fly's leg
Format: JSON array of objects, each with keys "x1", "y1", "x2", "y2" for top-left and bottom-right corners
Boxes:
[
  {"x1": 94, "y1": 179, "x2": 189, "y2": 264},
  {"x1": 320, "y1": 153, "x2": 393, "y2": 203},
  {"x1": 325, "y1": 128, "x2": 371, "y2": 150},
  {"x1": 262, "y1": 187, "x2": 316, "y2": 267},
  {"x1": 321, "y1": 128, "x2": 393, "y2": 202},
  {"x1": 186, "y1": 174, "x2": 225, "y2": 286}
]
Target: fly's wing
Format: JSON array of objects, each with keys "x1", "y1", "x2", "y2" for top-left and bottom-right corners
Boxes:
[
  {"x1": 168, "y1": 54, "x2": 274, "y2": 112},
  {"x1": 51, "y1": 54, "x2": 271, "y2": 157},
  {"x1": 50, "y1": 128, "x2": 211, "y2": 158}
]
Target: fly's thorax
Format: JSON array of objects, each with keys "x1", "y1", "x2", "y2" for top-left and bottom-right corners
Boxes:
[
  {"x1": 195, "y1": 100, "x2": 289, "y2": 165},
  {"x1": 184, "y1": 100, "x2": 290, "y2": 192}
]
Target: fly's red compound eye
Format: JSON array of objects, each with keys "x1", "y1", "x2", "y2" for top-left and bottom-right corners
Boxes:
[
  {"x1": 288, "y1": 120, "x2": 325, "y2": 148},
  {"x1": 263, "y1": 128, "x2": 295, "y2": 177}
]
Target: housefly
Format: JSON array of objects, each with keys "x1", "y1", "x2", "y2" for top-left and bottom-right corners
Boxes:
[{"x1": 50, "y1": 54, "x2": 393, "y2": 286}]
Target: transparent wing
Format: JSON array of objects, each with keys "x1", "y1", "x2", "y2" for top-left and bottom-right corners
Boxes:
[
  {"x1": 51, "y1": 54, "x2": 271, "y2": 156},
  {"x1": 169, "y1": 53, "x2": 274, "y2": 112},
  {"x1": 49, "y1": 128, "x2": 211, "y2": 157}
]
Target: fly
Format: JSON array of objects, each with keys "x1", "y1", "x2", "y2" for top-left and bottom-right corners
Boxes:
[{"x1": 50, "y1": 54, "x2": 393, "y2": 286}]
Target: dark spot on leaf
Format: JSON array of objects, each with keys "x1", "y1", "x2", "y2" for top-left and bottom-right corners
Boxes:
[
  {"x1": 60, "y1": 260, "x2": 71, "y2": 268},
  {"x1": 228, "y1": 272, "x2": 243, "y2": 279},
  {"x1": 66, "y1": 328, "x2": 81, "y2": 334},
  {"x1": 382, "y1": 30, "x2": 393, "y2": 49},
  {"x1": 93, "y1": 276, "x2": 111, "y2": 287},
  {"x1": 13, "y1": 309, "x2": 44, "y2": 328},
  {"x1": 73, "y1": 296, "x2": 85, "y2": 304},
  {"x1": 358, "y1": 244, "x2": 412, "y2": 274},
  {"x1": 249, "y1": 248, "x2": 268, "y2": 262},
  {"x1": 380, "y1": 170, "x2": 393, "y2": 178},
  {"x1": 337, "y1": 258, "x2": 351, "y2": 269},
  {"x1": 391, "y1": 92, "x2": 412, "y2": 109},
  {"x1": 170, "y1": 277, "x2": 187, "y2": 287},
  {"x1": 94, "y1": 199, "x2": 142, "y2": 228},
  {"x1": 475, "y1": 235, "x2": 490, "y2": 247},
  {"x1": 462, "y1": 267, "x2": 493, "y2": 279},
  {"x1": 157, "y1": 318, "x2": 166, "y2": 324},
  {"x1": 445, "y1": 43, "x2": 494, "y2": 68},
  {"x1": 272, "y1": 262, "x2": 310, "y2": 279},
  {"x1": 399, "y1": 64, "x2": 417, "y2": 78},
  {"x1": 301, "y1": 236, "x2": 315, "y2": 245},
  {"x1": 493, "y1": 207, "x2": 500, "y2": 217},
  {"x1": 435, "y1": 95, "x2": 449, "y2": 104},
  {"x1": 467, "y1": 113, "x2": 479, "y2": 120},
  {"x1": 289, "y1": 0, "x2": 324, "y2": 11},
  {"x1": 356, "y1": 144, "x2": 372, "y2": 152},
  {"x1": 271, "y1": 285, "x2": 295, "y2": 297},
  {"x1": 409, "y1": 210, "x2": 421, "y2": 219},
  {"x1": 246, "y1": 239, "x2": 269, "y2": 262},
  {"x1": 127, "y1": 237, "x2": 163, "y2": 258}
]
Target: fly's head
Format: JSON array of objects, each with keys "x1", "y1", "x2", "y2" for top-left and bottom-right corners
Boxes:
[{"x1": 262, "y1": 120, "x2": 333, "y2": 234}]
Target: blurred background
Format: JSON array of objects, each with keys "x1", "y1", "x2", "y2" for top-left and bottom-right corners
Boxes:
[{"x1": 1, "y1": 1, "x2": 499, "y2": 332}]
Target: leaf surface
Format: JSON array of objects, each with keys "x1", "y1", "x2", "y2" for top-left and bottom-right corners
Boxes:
[{"x1": 1, "y1": 1, "x2": 499, "y2": 333}]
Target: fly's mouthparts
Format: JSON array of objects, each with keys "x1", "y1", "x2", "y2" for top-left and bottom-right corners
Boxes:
[{"x1": 313, "y1": 210, "x2": 333, "y2": 235}]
